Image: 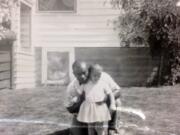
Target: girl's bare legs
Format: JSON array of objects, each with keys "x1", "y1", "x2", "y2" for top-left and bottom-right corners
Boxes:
[
  {"x1": 95, "y1": 122, "x2": 106, "y2": 135},
  {"x1": 88, "y1": 123, "x2": 96, "y2": 135},
  {"x1": 88, "y1": 122, "x2": 107, "y2": 135}
]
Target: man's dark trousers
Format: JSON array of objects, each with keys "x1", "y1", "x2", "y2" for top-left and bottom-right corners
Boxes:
[{"x1": 70, "y1": 115, "x2": 88, "y2": 135}]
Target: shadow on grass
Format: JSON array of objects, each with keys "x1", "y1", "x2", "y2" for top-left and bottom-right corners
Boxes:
[
  {"x1": 47, "y1": 128, "x2": 70, "y2": 135},
  {"x1": 47, "y1": 128, "x2": 88, "y2": 135}
]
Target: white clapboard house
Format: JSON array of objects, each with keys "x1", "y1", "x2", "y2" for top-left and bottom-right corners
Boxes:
[
  {"x1": 0, "y1": 0, "x2": 34, "y2": 89},
  {"x1": 0, "y1": 0, "x2": 159, "y2": 90}
]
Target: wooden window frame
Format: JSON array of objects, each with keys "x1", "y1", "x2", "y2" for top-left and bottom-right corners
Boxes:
[
  {"x1": 41, "y1": 47, "x2": 75, "y2": 85},
  {"x1": 36, "y1": 0, "x2": 77, "y2": 13},
  {"x1": 20, "y1": 2, "x2": 32, "y2": 50}
]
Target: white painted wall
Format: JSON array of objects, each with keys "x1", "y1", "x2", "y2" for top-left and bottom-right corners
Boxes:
[
  {"x1": 32, "y1": 0, "x2": 122, "y2": 47},
  {"x1": 11, "y1": 0, "x2": 35, "y2": 89}
]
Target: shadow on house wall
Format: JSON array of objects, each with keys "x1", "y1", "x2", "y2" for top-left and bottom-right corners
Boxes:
[{"x1": 35, "y1": 47, "x2": 159, "y2": 87}]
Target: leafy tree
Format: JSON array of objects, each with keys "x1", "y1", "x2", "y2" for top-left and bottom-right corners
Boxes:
[
  {"x1": 0, "y1": 0, "x2": 18, "y2": 41},
  {"x1": 111, "y1": 0, "x2": 180, "y2": 85}
]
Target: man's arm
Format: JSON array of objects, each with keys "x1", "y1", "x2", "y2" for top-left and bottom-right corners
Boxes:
[
  {"x1": 103, "y1": 88, "x2": 120, "y2": 100},
  {"x1": 109, "y1": 92, "x2": 116, "y2": 110},
  {"x1": 113, "y1": 89, "x2": 121, "y2": 99},
  {"x1": 102, "y1": 72, "x2": 122, "y2": 106},
  {"x1": 65, "y1": 80, "x2": 80, "y2": 107},
  {"x1": 103, "y1": 72, "x2": 121, "y2": 99}
]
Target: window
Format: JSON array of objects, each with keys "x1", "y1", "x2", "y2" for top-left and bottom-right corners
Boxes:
[
  {"x1": 42, "y1": 48, "x2": 75, "y2": 85},
  {"x1": 20, "y1": 3, "x2": 31, "y2": 50},
  {"x1": 38, "y1": 0, "x2": 76, "y2": 12},
  {"x1": 47, "y1": 51, "x2": 69, "y2": 82}
]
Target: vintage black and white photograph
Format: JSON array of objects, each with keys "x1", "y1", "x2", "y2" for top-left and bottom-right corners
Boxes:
[{"x1": 0, "y1": 0, "x2": 180, "y2": 135}]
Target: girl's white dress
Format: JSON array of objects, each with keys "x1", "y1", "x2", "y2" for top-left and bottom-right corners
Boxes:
[{"x1": 77, "y1": 80, "x2": 111, "y2": 123}]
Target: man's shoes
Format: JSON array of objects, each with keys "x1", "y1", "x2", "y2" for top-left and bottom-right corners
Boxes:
[
  {"x1": 108, "y1": 129, "x2": 119, "y2": 135},
  {"x1": 108, "y1": 130, "x2": 115, "y2": 135}
]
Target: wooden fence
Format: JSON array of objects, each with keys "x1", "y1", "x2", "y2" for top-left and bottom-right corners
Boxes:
[{"x1": 0, "y1": 51, "x2": 11, "y2": 89}]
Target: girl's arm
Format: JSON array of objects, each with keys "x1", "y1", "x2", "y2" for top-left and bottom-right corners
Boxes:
[
  {"x1": 108, "y1": 92, "x2": 116, "y2": 110},
  {"x1": 104, "y1": 83, "x2": 116, "y2": 110}
]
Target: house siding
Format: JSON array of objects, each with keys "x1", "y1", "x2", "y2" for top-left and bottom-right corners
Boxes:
[
  {"x1": 35, "y1": 47, "x2": 42, "y2": 86},
  {"x1": 11, "y1": 0, "x2": 35, "y2": 89},
  {"x1": 13, "y1": 52, "x2": 35, "y2": 89},
  {"x1": 0, "y1": 44, "x2": 12, "y2": 89},
  {"x1": 32, "y1": 0, "x2": 121, "y2": 47},
  {"x1": 33, "y1": 0, "x2": 159, "y2": 87},
  {"x1": 75, "y1": 47, "x2": 159, "y2": 87},
  {"x1": 35, "y1": 47, "x2": 159, "y2": 87}
]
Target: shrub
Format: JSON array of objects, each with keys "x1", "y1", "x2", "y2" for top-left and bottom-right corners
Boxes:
[
  {"x1": 0, "y1": 0, "x2": 18, "y2": 41},
  {"x1": 111, "y1": 0, "x2": 180, "y2": 85}
]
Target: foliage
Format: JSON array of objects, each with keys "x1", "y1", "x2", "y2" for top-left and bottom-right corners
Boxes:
[
  {"x1": 112, "y1": 0, "x2": 147, "y2": 46},
  {"x1": 0, "y1": 0, "x2": 18, "y2": 28},
  {"x1": 111, "y1": 0, "x2": 180, "y2": 85},
  {"x1": 0, "y1": 0, "x2": 18, "y2": 41}
]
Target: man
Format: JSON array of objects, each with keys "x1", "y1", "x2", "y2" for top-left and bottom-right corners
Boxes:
[
  {"x1": 100, "y1": 71, "x2": 121, "y2": 135},
  {"x1": 65, "y1": 61, "x2": 121, "y2": 135},
  {"x1": 65, "y1": 61, "x2": 89, "y2": 135}
]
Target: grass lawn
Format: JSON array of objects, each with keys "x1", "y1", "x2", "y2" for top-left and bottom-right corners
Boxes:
[{"x1": 0, "y1": 85, "x2": 179, "y2": 135}]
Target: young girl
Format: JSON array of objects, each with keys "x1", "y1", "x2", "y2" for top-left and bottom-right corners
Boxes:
[{"x1": 77, "y1": 64, "x2": 116, "y2": 135}]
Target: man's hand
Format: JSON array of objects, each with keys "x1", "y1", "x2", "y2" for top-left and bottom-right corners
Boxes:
[
  {"x1": 79, "y1": 91, "x2": 85, "y2": 102},
  {"x1": 115, "y1": 98, "x2": 122, "y2": 107},
  {"x1": 113, "y1": 89, "x2": 121, "y2": 99},
  {"x1": 95, "y1": 101, "x2": 104, "y2": 105},
  {"x1": 72, "y1": 97, "x2": 78, "y2": 103},
  {"x1": 103, "y1": 95, "x2": 108, "y2": 102},
  {"x1": 110, "y1": 105, "x2": 116, "y2": 111}
]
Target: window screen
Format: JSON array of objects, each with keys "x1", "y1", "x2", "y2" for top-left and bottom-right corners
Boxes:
[
  {"x1": 20, "y1": 3, "x2": 31, "y2": 49},
  {"x1": 38, "y1": 0, "x2": 76, "y2": 12}
]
